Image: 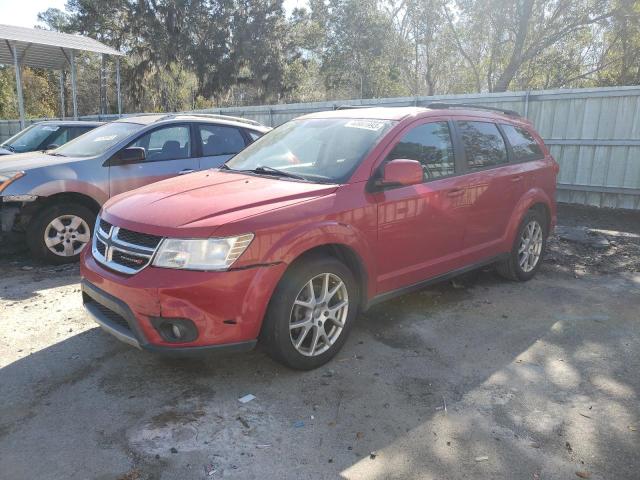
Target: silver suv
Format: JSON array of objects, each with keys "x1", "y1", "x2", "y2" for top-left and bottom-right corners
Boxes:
[
  {"x1": 0, "y1": 121, "x2": 103, "y2": 155},
  {"x1": 0, "y1": 114, "x2": 270, "y2": 263}
]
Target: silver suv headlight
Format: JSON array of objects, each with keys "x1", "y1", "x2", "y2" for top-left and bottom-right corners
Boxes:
[{"x1": 152, "y1": 234, "x2": 254, "y2": 271}]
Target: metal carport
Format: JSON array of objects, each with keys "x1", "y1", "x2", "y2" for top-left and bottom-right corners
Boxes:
[{"x1": 0, "y1": 24, "x2": 123, "y2": 128}]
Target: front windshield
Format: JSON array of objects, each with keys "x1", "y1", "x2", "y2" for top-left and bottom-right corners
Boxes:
[
  {"x1": 1, "y1": 124, "x2": 60, "y2": 153},
  {"x1": 225, "y1": 118, "x2": 396, "y2": 183},
  {"x1": 55, "y1": 122, "x2": 144, "y2": 158}
]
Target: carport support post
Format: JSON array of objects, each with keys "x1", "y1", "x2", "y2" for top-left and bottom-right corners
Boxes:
[
  {"x1": 100, "y1": 53, "x2": 105, "y2": 116},
  {"x1": 116, "y1": 56, "x2": 121, "y2": 117},
  {"x1": 11, "y1": 42, "x2": 25, "y2": 129},
  {"x1": 59, "y1": 70, "x2": 65, "y2": 119},
  {"x1": 70, "y1": 50, "x2": 78, "y2": 120}
]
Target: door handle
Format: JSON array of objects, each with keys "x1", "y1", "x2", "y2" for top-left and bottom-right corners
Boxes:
[
  {"x1": 447, "y1": 188, "x2": 465, "y2": 197},
  {"x1": 178, "y1": 169, "x2": 195, "y2": 175},
  {"x1": 510, "y1": 175, "x2": 523, "y2": 182}
]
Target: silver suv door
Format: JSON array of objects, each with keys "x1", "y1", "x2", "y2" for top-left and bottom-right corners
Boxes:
[
  {"x1": 108, "y1": 123, "x2": 198, "y2": 197},
  {"x1": 195, "y1": 123, "x2": 248, "y2": 169}
]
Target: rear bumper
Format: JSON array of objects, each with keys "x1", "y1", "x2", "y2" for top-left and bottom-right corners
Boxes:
[{"x1": 80, "y1": 248, "x2": 286, "y2": 352}]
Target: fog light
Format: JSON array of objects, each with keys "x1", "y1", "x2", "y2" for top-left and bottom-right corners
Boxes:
[
  {"x1": 171, "y1": 324, "x2": 182, "y2": 339},
  {"x1": 150, "y1": 317, "x2": 198, "y2": 343}
]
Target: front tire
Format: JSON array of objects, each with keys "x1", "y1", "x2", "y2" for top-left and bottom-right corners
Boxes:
[
  {"x1": 261, "y1": 255, "x2": 359, "y2": 370},
  {"x1": 27, "y1": 203, "x2": 95, "y2": 264},
  {"x1": 497, "y1": 209, "x2": 547, "y2": 281}
]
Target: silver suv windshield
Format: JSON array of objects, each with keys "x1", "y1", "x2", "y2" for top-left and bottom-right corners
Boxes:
[
  {"x1": 1, "y1": 124, "x2": 60, "y2": 153},
  {"x1": 225, "y1": 118, "x2": 395, "y2": 183},
  {"x1": 55, "y1": 122, "x2": 144, "y2": 158}
]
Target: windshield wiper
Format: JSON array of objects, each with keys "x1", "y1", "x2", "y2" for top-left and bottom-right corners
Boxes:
[
  {"x1": 2, "y1": 144, "x2": 15, "y2": 152},
  {"x1": 250, "y1": 165, "x2": 307, "y2": 180},
  {"x1": 221, "y1": 164, "x2": 307, "y2": 181},
  {"x1": 48, "y1": 152, "x2": 66, "y2": 157}
]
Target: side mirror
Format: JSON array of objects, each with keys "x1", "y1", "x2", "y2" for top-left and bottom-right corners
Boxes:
[
  {"x1": 115, "y1": 147, "x2": 146, "y2": 165},
  {"x1": 46, "y1": 144, "x2": 60, "y2": 150},
  {"x1": 379, "y1": 159, "x2": 423, "y2": 187}
]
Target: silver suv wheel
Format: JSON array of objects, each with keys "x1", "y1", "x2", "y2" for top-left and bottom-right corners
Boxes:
[
  {"x1": 44, "y1": 214, "x2": 91, "y2": 257},
  {"x1": 289, "y1": 272, "x2": 349, "y2": 357}
]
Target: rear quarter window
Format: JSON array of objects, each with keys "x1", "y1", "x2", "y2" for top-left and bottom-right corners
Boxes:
[
  {"x1": 246, "y1": 130, "x2": 263, "y2": 142},
  {"x1": 457, "y1": 121, "x2": 508, "y2": 170},
  {"x1": 501, "y1": 124, "x2": 544, "y2": 161}
]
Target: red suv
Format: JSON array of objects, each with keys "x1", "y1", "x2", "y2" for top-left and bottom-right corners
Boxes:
[{"x1": 80, "y1": 104, "x2": 558, "y2": 369}]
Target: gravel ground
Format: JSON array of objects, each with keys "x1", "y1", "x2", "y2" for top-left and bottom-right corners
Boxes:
[{"x1": 0, "y1": 204, "x2": 638, "y2": 480}]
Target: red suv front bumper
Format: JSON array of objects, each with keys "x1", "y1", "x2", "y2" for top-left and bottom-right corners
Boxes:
[{"x1": 80, "y1": 249, "x2": 287, "y2": 353}]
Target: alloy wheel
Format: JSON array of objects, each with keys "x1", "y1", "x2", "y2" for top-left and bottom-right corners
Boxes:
[
  {"x1": 289, "y1": 272, "x2": 349, "y2": 357},
  {"x1": 518, "y1": 220, "x2": 543, "y2": 272}
]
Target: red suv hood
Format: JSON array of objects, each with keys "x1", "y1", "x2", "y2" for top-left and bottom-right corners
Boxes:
[{"x1": 102, "y1": 170, "x2": 339, "y2": 237}]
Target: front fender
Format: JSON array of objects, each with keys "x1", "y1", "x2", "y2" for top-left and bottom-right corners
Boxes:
[
  {"x1": 28, "y1": 179, "x2": 108, "y2": 205},
  {"x1": 258, "y1": 220, "x2": 377, "y2": 298}
]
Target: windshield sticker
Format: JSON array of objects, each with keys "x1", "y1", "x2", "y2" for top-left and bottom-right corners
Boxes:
[
  {"x1": 42, "y1": 126, "x2": 60, "y2": 131},
  {"x1": 93, "y1": 135, "x2": 118, "y2": 142},
  {"x1": 344, "y1": 119, "x2": 386, "y2": 131}
]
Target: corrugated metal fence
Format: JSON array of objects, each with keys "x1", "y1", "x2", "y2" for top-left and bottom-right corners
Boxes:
[{"x1": 1, "y1": 86, "x2": 639, "y2": 209}]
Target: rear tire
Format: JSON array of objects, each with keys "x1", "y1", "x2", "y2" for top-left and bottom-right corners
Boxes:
[
  {"x1": 27, "y1": 203, "x2": 95, "y2": 264},
  {"x1": 261, "y1": 255, "x2": 359, "y2": 370},
  {"x1": 496, "y1": 209, "x2": 547, "y2": 281}
]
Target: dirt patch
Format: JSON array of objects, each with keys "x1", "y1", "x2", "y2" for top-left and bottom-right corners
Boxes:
[
  {"x1": 557, "y1": 204, "x2": 640, "y2": 234},
  {"x1": 543, "y1": 204, "x2": 640, "y2": 276}
]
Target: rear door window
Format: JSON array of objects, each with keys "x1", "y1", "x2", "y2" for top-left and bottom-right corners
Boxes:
[
  {"x1": 501, "y1": 124, "x2": 543, "y2": 161},
  {"x1": 385, "y1": 122, "x2": 455, "y2": 180},
  {"x1": 457, "y1": 121, "x2": 508, "y2": 170},
  {"x1": 198, "y1": 124, "x2": 246, "y2": 156}
]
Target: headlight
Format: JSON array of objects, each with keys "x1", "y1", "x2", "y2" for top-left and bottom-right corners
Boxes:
[
  {"x1": 0, "y1": 171, "x2": 25, "y2": 194},
  {"x1": 152, "y1": 234, "x2": 254, "y2": 271}
]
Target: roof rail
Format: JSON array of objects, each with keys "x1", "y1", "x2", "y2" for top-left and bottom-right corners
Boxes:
[
  {"x1": 158, "y1": 113, "x2": 263, "y2": 127},
  {"x1": 428, "y1": 102, "x2": 521, "y2": 117},
  {"x1": 334, "y1": 105, "x2": 375, "y2": 110}
]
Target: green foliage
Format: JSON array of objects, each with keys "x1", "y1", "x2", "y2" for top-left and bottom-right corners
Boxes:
[
  {"x1": 0, "y1": 0, "x2": 638, "y2": 120},
  {"x1": 0, "y1": 68, "x2": 16, "y2": 119},
  {"x1": 0, "y1": 67, "x2": 58, "y2": 119}
]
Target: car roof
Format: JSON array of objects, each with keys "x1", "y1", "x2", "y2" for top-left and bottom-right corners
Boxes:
[
  {"x1": 299, "y1": 105, "x2": 531, "y2": 126},
  {"x1": 115, "y1": 113, "x2": 270, "y2": 132},
  {"x1": 300, "y1": 107, "x2": 427, "y2": 121},
  {"x1": 34, "y1": 120, "x2": 104, "y2": 127}
]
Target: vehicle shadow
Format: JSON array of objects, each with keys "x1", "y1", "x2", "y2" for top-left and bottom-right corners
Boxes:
[{"x1": 0, "y1": 270, "x2": 638, "y2": 480}]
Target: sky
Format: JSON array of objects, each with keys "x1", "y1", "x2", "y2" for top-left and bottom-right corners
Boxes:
[
  {"x1": 0, "y1": 0, "x2": 66, "y2": 28},
  {"x1": 0, "y1": 0, "x2": 307, "y2": 29}
]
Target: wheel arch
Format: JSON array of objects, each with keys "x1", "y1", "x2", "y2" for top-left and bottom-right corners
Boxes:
[
  {"x1": 16, "y1": 191, "x2": 102, "y2": 232},
  {"x1": 505, "y1": 188, "x2": 554, "y2": 246},
  {"x1": 286, "y1": 243, "x2": 370, "y2": 311},
  {"x1": 34, "y1": 191, "x2": 102, "y2": 214},
  {"x1": 254, "y1": 221, "x2": 376, "y2": 308},
  {"x1": 529, "y1": 201, "x2": 551, "y2": 233}
]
